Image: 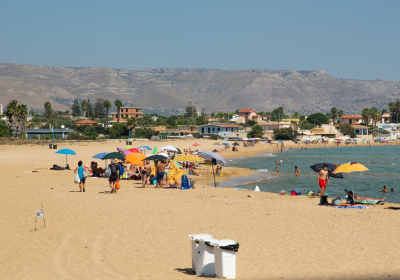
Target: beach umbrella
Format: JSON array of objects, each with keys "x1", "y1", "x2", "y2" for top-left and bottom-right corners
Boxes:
[
  {"x1": 175, "y1": 148, "x2": 183, "y2": 154},
  {"x1": 233, "y1": 142, "x2": 240, "y2": 146},
  {"x1": 143, "y1": 154, "x2": 168, "y2": 161},
  {"x1": 160, "y1": 145, "x2": 178, "y2": 152},
  {"x1": 353, "y1": 139, "x2": 357, "y2": 142},
  {"x1": 174, "y1": 161, "x2": 182, "y2": 168},
  {"x1": 333, "y1": 162, "x2": 369, "y2": 202},
  {"x1": 127, "y1": 148, "x2": 140, "y2": 153},
  {"x1": 310, "y1": 163, "x2": 344, "y2": 179},
  {"x1": 196, "y1": 151, "x2": 227, "y2": 187},
  {"x1": 213, "y1": 142, "x2": 221, "y2": 145},
  {"x1": 175, "y1": 155, "x2": 204, "y2": 162},
  {"x1": 125, "y1": 146, "x2": 133, "y2": 150},
  {"x1": 125, "y1": 153, "x2": 147, "y2": 166},
  {"x1": 222, "y1": 142, "x2": 229, "y2": 146},
  {"x1": 250, "y1": 138, "x2": 255, "y2": 141},
  {"x1": 92, "y1": 152, "x2": 108, "y2": 159},
  {"x1": 117, "y1": 147, "x2": 131, "y2": 157},
  {"x1": 102, "y1": 152, "x2": 125, "y2": 161},
  {"x1": 158, "y1": 152, "x2": 171, "y2": 158},
  {"x1": 192, "y1": 143, "x2": 201, "y2": 146},
  {"x1": 137, "y1": 145, "x2": 152, "y2": 151},
  {"x1": 55, "y1": 149, "x2": 76, "y2": 166},
  {"x1": 152, "y1": 146, "x2": 157, "y2": 154}
]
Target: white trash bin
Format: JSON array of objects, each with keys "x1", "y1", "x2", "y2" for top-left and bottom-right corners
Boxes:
[
  {"x1": 213, "y1": 239, "x2": 239, "y2": 279},
  {"x1": 188, "y1": 234, "x2": 213, "y2": 272},
  {"x1": 195, "y1": 237, "x2": 219, "y2": 276}
]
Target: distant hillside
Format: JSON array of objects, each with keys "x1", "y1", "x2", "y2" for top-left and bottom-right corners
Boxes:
[{"x1": 0, "y1": 63, "x2": 399, "y2": 114}]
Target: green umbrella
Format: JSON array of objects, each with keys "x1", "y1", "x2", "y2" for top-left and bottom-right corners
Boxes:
[
  {"x1": 102, "y1": 152, "x2": 125, "y2": 161},
  {"x1": 152, "y1": 145, "x2": 157, "y2": 154},
  {"x1": 143, "y1": 154, "x2": 168, "y2": 161}
]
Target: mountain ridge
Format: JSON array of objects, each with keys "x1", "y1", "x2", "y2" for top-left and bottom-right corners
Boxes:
[{"x1": 0, "y1": 63, "x2": 399, "y2": 114}]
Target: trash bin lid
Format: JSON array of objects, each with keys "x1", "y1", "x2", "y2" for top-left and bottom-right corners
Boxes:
[
  {"x1": 198, "y1": 237, "x2": 219, "y2": 247},
  {"x1": 188, "y1": 234, "x2": 213, "y2": 240},
  {"x1": 212, "y1": 239, "x2": 239, "y2": 252}
]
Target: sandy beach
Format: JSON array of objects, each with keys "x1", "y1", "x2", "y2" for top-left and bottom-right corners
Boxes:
[{"x1": 1, "y1": 139, "x2": 399, "y2": 280}]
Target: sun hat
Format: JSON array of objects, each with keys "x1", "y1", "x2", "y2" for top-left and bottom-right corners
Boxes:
[{"x1": 111, "y1": 159, "x2": 116, "y2": 164}]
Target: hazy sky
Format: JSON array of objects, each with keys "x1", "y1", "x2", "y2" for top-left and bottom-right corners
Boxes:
[{"x1": 1, "y1": 0, "x2": 399, "y2": 81}]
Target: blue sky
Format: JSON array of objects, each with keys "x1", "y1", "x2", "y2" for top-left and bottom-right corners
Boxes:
[{"x1": 1, "y1": 0, "x2": 399, "y2": 81}]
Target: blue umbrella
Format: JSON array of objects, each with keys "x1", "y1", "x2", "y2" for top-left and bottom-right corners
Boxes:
[
  {"x1": 93, "y1": 152, "x2": 108, "y2": 159},
  {"x1": 137, "y1": 145, "x2": 152, "y2": 150},
  {"x1": 55, "y1": 149, "x2": 76, "y2": 165},
  {"x1": 222, "y1": 142, "x2": 229, "y2": 146}
]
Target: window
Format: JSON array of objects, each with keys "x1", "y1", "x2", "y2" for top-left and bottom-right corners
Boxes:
[
  {"x1": 212, "y1": 127, "x2": 215, "y2": 131},
  {"x1": 217, "y1": 128, "x2": 220, "y2": 131},
  {"x1": 136, "y1": 114, "x2": 138, "y2": 118},
  {"x1": 136, "y1": 109, "x2": 139, "y2": 112},
  {"x1": 126, "y1": 109, "x2": 128, "y2": 112},
  {"x1": 202, "y1": 128, "x2": 204, "y2": 133},
  {"x1": 126, "y1": 115, "x2": 128, "y2": 117}
]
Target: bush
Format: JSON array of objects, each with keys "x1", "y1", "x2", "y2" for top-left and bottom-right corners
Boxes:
[
  {"x1": 339, "y1": 124, "x2": 356, "y2": 138},
  {"x1": 83, "y1": 126, "x2": 98, "y2": 138},
  {"x1": 108, "y1": 123, "x2": 126, "y2": 138},
  {"x1": 194, "y1": 132, "x2": 203, "y2": 139},
  {"x1": 273, "y1": 127, "x2": 297, "y2": 140},
  {"x1": 247, "y1": 124, "x2": 264, "y2": 138},
  {"x1": 0, "y1": 122, "x2": 9, "y2": 137},
  {"x1": 307, "y1": 113, "x2": 328, "y2": 125},
  {"x1": 135, "y1": 128, "x2": 159, "y2": 139}
]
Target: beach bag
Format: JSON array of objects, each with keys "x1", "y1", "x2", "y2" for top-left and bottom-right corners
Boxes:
[
  {"x1": 294, "y1": 190, "x2": 301, "y2": 195},
  {"x1": 74, "y1": 173, "x2": 80, "y2": 184},
  {"x1": 279, "y1": 190, "x2": 287, "y2": 195},
  {"x1": 115, "y1": 182, "x2": 121, "y2": 189},
  {"x1": 180, "y1": 175, "x2": 190, "y2": 190},
  {"x1": 332, "y1": 197, "x2": 342, "y2": 206},
  {"x1": 82, "y1": 171, "x2": 88, "y2": 178},
  {"x1": 105, "y1": 167, "x2": 111, "y2": 177},
  {"x1": 119, "y1": 165, "x2": 124, "y2": 176}
]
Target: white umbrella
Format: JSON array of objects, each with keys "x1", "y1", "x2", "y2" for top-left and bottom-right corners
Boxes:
[
  {"x1": 158, "y1": 153, "x2": 171, "y2": 158},
  {"x1": 160, "y1": 145, "x2": 179, "y2": 152}
]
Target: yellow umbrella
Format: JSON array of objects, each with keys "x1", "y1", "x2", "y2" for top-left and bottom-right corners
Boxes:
[
  {"x1": 125, "y1": 153, "x2": 147, "y2": 166},
  {"x1": 333, "y1": 162, "x2": 369, "y2": 203},
  {"x1": 174, "y1": 155, "x2": 204, "y2": 162},
  {"x1": 333, "y1": 162, "x2": 369, "y2": 173}
]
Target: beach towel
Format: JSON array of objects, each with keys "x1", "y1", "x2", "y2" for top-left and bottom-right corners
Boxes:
[
  {"x1": 355, "y1": 199, "x2": 381, "y2": 205},
  {"x1": 168, "y1": 162, "x2": 184, "y2": 185},
  {"x1": 335, "y1": 206, "x2": 369, "y2": 209}
]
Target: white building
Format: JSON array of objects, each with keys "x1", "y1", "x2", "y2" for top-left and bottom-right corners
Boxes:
[
  {"x1": 198, "y1": 123, "x2": 241, "y2": 135},
  {"x1": 230, "y1": 114, "x2": 239, "y2": 122},
  {"x1": 259, "y1": 122, "x2": 298, "y2": 133}
]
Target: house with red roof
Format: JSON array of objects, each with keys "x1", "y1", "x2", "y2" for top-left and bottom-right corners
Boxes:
[
  {"x1": 198, "y1": 123, "x2": 241, "y2": 138},
  {"x1": 75, "y1": 120, "x2": 99, "y2": 126},
  {"x1": 338, "y1": 115, "x2": 363, "y2": 125},
  {"x1": 236, "y1": 109, "x2": 258, "y2": 124}
]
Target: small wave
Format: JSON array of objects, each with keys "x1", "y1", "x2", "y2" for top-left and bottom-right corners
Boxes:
[
  {"x1": 391, "y1": 163, "x2": 397, "y2": 165},
  {"x1": 255, "y1": 169, "x2": 269, "y2": 172},
  {"x1": 261, "y1": 153, "x2": 276, "y2": 157}
]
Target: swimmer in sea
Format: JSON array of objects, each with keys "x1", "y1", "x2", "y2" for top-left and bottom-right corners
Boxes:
[
  {"x1": 275, "y1": 161, "x2": 282, "y2": 175},
  {"x1": 295, "y1": 166, "x2": 300, "y2": 176},
  {"x1": 380, "y1": 186, "x2": 389, "y2": 192}
]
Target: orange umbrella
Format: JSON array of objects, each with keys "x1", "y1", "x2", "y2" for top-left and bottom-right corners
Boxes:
[{"x1": 125, "y1": 153, "x2": 147, "y2": 166}]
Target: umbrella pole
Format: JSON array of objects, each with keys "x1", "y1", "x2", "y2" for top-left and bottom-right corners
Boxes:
[
  {"x1": 66, "y1": 155, "x2": 67, "y2": 166},
  {"x1": 207, "y1": 165, "x2": 209, "y2": 187},
  {"x1": 212, "y1": 162, "x2": 216, "y2": 187}
]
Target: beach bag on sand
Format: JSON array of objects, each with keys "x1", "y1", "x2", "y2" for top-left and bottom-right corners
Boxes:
[
  {"x1": 180, "y1": 175, "x2": 190, "y2": 190},
  {"x1": 74, "y1": 173, "x2": 80, "y2": 184}
]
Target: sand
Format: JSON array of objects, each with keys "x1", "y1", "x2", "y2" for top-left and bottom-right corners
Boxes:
[{"x1": 1, "y1": 138, "x2": 399, "y2": 280}]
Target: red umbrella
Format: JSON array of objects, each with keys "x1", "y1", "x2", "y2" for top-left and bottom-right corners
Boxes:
[
  {"x1": 192, "y1": 143, "x2": 201, "y2": 146},
  {"x1": 127, "y1": 148, "x2": 140, "y2": 153}
]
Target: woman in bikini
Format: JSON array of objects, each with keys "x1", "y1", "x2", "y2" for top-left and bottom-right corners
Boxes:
[{"x1": 346, "y1": 190, "x2": 385, "y2": 202}]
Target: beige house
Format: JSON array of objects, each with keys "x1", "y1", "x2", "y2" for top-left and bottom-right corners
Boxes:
[
  {"x1": 259, "y1": 122, "x2": 298, "y2": 133},
  {"x1": 309, "y1": 125, "x2": 340, "y2": 138},
  {"x1": 381, "y1": 112, "x2": 391, "y2": 123},
  {"x1": 339, "y1": 115, "x2": 363, "y2": 125},
  {"x1": 236, "y1": 109, "x2": 257, "y2": 124}
]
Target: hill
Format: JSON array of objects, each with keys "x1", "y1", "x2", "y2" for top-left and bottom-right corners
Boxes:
[{"x1": 0, "y1": 63, "x2": 399, "y2": 114}]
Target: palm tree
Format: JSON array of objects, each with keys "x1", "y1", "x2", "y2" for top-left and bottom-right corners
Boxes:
[
  {"x1": 81, "y1": 100, "x2": 88, "y2": 118},
  {"x1": 299, "y1": 115, "x2": 306, "y2": 135},
  {"x1": 44, "y1": 101, "x2": 53, "y2": 120},
  {"x1": 114, "y1": 99, "x2": 123, "y2": 123},
  {"x1": 17, "y1": 104, "x2": 28, "y2": 137},
  {"x1": 331, "y1": 107, "x2": 338, "y2": 124},
  {"x1": 370, "y1": 107, "x2": 381, "y2": 137},
  {"x1": 126, "y1": 117, "x2": 138, "y2": 139},
  {"x1": 187, "y1": 117, "x2": 197, "y2": 131},
  {"x1": 292, "y1": 111, "x2": 299, "y2": 119},
  {"x1": 103, "y1": 100, "x2": 112, "y2": 130},
  {"x1": 361, "y1": 108, "x2": 370, "y2": 126},
  {"x1": 5, "y1": 100, "x2": 19, "y2": 137},
  {"x1": 395, "y1": 99, "x2": 400, "y2": 123},
  {"x1": 337, "y1": 110, "x2": 344, "y2": 123},
  {"x1": 389, "y1": 101, "x2": 396, "y2": 122}
]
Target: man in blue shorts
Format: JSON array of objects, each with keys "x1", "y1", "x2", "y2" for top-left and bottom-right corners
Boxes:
[{"x1": 155, "y1": 160, "x2": 166, "y2": 188}]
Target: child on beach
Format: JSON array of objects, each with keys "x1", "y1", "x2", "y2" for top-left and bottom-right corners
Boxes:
[
  {"x1": 317, "y1": 164, "x2": 330, "y2": 196},
  {"x1": 74, "y1": 160, "x2": 88, "y2": 192},
  {"x1": 276, "y1": 161, "x2": 282, "y2": 175}
]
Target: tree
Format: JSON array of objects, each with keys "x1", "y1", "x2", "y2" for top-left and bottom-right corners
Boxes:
[
  {"x1": 246, "y1": 119, "x2": 257, "y2": 126},
  {"x1": 5, "y1": 100, "x2": 19, "y2": 137},
  {"x1": 361, "y1": 108, "x2": 370, "y2": 126},
  {"x1": 81, "y1": 99, "x2": 88, "y2": 118},
  {"x1": 271, "y1": 107, "x2": 284, "y2": 121},
  {"x1": 307, "y1": 113, "x2": 328, "y2": 125},
  {"x1": 103, "y1": 100, "x2": 112, "y2": 129},
  {"x1": 330, "y1": 107, "x2": 338, "y2": 123},
  {"x1": 125, "y1": 117, "x2": 138, "y2": 138},
  {"x1": 381, "y1": 108, "x2": 387, "y2": 115},
  {"x1": 0, "y1": 121, "x2": 9, "y2": 137},
  {"x1": 114, "y1": 99, "x2": 123, "y2": 123},
  {"x1": 108, "y1": 123, "x2": 126, "y2": 138},
  {"x1": 71, "y1": 99, "x2": 81, "y2": 117},
  {"x1": 94, "y1": 98, "x2": 105, "y2": 119},
  {"x1": 247, "y1": 124, "x2": 264, "y2": 138},
  {"x1": 187, "y1": 117, "x2": 197, "y2": 131},
  {"x1": 395, "y1": 99, "x2": 400, "y2": 123},
  {"x1": 184, "y1": 102, "x2": 197, "y2": 118},
  {"x1": 338, "y1": 110, "x2": 344, "y2": 119},
  {"x1": 299, "y1": 115, "x2": 307, "y2": 134},
  {"x1": 389, "y1": 101, "x2": 396, "y2": 122},
  {"x1": 87, "y1": 99, "x2": 94, "y2": 119},
  {"x1": 142, "y1": 114, "x2": 153, "y2": 125},
  {"x1": 273, "y1": 127, "x2": 297, "y2": 140},
  {"x1": 370, "y1": 107, "x2": 381, "y2": 137},
  {"x1": 339, "y1": 124, "x2": 356, "y2": 138},
  {"x1": 196, "y1": 115, "x2": 207, "y2": 126},
  {"x1": 215, "y1": 112, "x2": 224, "y2": 118},
  {"x1": 83, "y1": 126, "x2": 98, "y2": 138},
  {"x1": 17, "y1": 104, "x2": 28, "y2": 137},
  {"x1": 292, "y1": 111, "x2": 299, "y2": 119},
  {"x1": 44, "y1": 101, "x2": 53, "y2": 120}
]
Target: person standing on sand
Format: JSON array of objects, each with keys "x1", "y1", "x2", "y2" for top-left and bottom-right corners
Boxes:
[
  {"x1": 317, "y1": 164, "x2": 330, "y2": 196},
  {"x1": 74, "y1": 160, "x2": 88, "y2": 192},
  {"x1": 108, "y1": 159, "x2": 119, "y2": 194},
  {"x1": 141, "y1": 160, "x2": 151, "y2": 188},
  {"x1": 155, "y1": 160, "x2": 166, "y2": 188},
  {"x1": 295, "y1": 166, "x2": 300, "y2": 176}
]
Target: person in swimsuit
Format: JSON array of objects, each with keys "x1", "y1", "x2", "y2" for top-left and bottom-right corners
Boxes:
[
  {"x1": 295, "y1": 166, "x2": 300, "y2": 176},
  {"x1": 317, "y1": 164, "x2": 330, "y2": 196},
  {"x1": 141, "y1": 160, "x2": 151, "y2": 188},
  {"x1": 346, "y1": 190, "x2": 385, "y2": 202},
  {"x1": 155, "y1": 160, "x2": 166, "y2": 188},
  {"x1": 164, "y1": 160, "x2": 170, "y2": 185},
  {"x1": 275, "y1": 161, "x2": 282, "y2": 175},
  {"x1": 74, "y1": 160, "x2": 88, "y2": 192},
  {"x1": 380, "y1": 186, "x2": 389, "y2": 192}
]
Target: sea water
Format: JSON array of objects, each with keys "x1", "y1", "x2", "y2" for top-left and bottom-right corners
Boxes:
[{"x1": 222, "y1": 145, "x2": 400, "y2": 204}]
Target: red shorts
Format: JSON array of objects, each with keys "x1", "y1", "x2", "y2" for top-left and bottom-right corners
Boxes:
[{"x1": 319, "y1": 179, "x2": 327, "y2": 188}]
